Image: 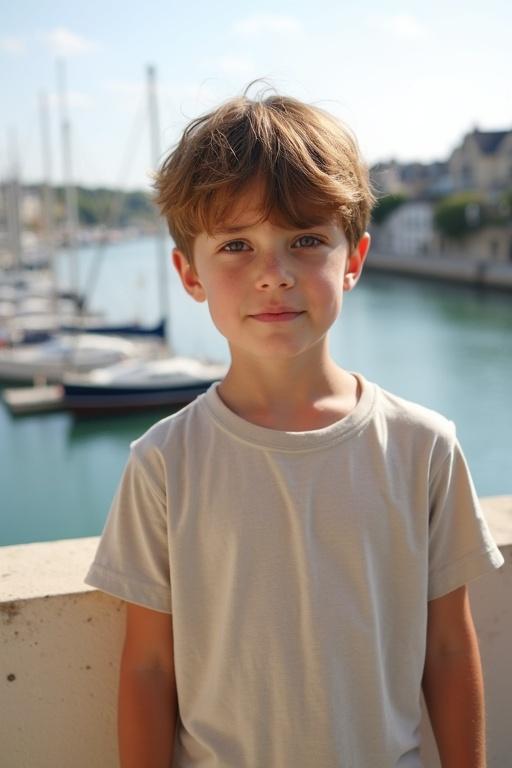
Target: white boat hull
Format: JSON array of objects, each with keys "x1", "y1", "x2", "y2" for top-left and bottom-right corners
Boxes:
[
  {"x1": 62, "y1": 357, "x2": 227, "y2": 413},
  {"x1": 0, "y1": 334, "x2": 164, "y2": 383}
]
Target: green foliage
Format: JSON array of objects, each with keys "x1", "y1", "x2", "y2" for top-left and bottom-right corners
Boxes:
[
  {"x1": 119, "y1": 191, "x2": 157, "y2": 225},
  {"x1": 52, "y1": 186, "x2": 155, "y2": 227},
  {"x1": 434, "y1": 193, "x2": 486, "y2": 239},
  {"x1": 78, "y1": 188, "x2": 112, "y2": 225},
  {"x1": 371, "y1": 194, "x2": 407, "y2": 224},
  {"x1": 497, "y1": 190, "x2": 512, "y2": 222}
]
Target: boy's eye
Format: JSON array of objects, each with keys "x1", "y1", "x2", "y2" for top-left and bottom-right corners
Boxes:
[
  {"x1": 294, "y1": 235, "x2": 322, "y2": 248},
  {"x1": 222, "y1": 240, "x2": 249, "y2": 252}
]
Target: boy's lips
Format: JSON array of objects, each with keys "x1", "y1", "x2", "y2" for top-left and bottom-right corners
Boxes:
[{"x1": 249, "y1": 308, "x2": 305, "y2": 323}]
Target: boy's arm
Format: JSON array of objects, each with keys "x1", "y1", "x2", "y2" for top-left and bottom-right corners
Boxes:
[
  {"x1": 118, "y1": 603, "x2": 178, "y2": 768},
  {"x1": 422, "y1": 585, "x2": 486, "y2": 768}
]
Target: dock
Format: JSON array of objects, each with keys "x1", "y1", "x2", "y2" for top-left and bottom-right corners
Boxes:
[{"x1": 3, "y1": 385, "x2": 65, "y2": 415}]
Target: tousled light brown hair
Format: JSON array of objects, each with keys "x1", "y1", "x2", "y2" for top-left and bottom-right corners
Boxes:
[{"x1": 153, "y1": 91, "x2": 375, "y2": 260}]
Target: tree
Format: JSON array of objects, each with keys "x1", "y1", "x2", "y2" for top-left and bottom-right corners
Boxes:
[
  {"x1": 434, "y1": 193, "x2": 486, "y2": 239},
  {"x1": 371, "y1": 194, "x2": 407, "y2": 225},
  {"x1": 48, "y1": 186, "x2": 155, "y2": 228}
]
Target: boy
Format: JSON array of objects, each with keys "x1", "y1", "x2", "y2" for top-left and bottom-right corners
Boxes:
[{"x1": 85, "y1": 93, "x2": 504, "y2": 767}]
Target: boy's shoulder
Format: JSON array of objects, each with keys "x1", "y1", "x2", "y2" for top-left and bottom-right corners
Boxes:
[
  {"x1": 125, "y1": 392, "x2": 210, "y2": 491},
  {"x1": 369, "y1": 381, "x2": 461, "y2": 480},
  {"x1": 371, "y1": 377, "x2": 457, "y2": 449},
  {"x1": 375, "y1": 380, "x2": 453, "y2": 429},
  {"x1": 131, "y1": 390, "x2": 206, "y2": 455}
]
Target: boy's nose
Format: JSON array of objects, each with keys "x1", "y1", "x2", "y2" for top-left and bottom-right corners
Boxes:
[{"x1": 254, "y1": 252, "x2": 295, "y2": 290}]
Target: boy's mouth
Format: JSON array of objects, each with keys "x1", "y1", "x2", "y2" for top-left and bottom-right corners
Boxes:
[{"x1": 249, "y1": 309, "x2": 304, "y2": 323}]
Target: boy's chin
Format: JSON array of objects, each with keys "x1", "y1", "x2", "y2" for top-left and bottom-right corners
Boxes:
[{"x1": 226, "y1": 338, "x2": 330, "y2": 364}]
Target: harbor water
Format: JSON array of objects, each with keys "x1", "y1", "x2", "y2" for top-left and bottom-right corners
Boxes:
[{"x1": 1, "y1": 236, "x2": 511, "y2": 546}]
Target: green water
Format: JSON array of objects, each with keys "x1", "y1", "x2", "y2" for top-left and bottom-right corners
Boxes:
[{"x1": 1, "y1": 238, "x2": 511, "y2": 545}]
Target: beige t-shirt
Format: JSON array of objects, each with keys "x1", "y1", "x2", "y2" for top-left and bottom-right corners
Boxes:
[{"x1": 85, "y1": 374, "x2": 503, "y2": 768}]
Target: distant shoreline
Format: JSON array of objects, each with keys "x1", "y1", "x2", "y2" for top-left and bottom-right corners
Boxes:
[{"x1": 366, "y1": 251, "x2": 512, "y2": 291}]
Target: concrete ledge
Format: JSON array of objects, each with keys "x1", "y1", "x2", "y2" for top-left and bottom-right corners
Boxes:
[
  {"x1": 1, "y1": 538, "x2": 124, "y2": 768},
  {"x1": 1, "y1": 498, "x2": 511, "y2": 767},
  {"x1": 0, "y1": 536, "x2": 99, "y2": 602},
  {"x1": 480, "y1": 496, "x2": 512, "y2": 546}
]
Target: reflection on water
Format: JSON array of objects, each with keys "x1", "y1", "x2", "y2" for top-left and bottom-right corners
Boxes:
[
  {"x1": 1, "y1": 263, "x2": 511, "y2": 546},
  {"x1": 67, "y1": 408, "x2": 179, "y2": 444}
]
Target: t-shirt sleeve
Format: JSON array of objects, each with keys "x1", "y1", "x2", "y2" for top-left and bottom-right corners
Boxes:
[
  {"x1": 84, "y1": 444, "x2": 172, "y2": 613},
  {"x1": 427, "y1": 423, "x2": 504, "y2": 601}
]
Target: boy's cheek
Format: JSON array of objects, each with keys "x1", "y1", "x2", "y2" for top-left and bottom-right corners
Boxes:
[{"x1": 205, "y1": 306, "x2": 232, "y2": 340}]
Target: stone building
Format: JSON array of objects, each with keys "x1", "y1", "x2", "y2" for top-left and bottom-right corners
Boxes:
[
  {"x1": 449, "y1": 129, "x2": 512, "y2": 194},
  {"x1": 370, "y1": 160, "x2": 451, "y2": 199}
]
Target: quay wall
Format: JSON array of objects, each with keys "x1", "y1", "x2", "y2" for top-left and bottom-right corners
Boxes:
[
  {"x1": 366, "y1": 251, "x2": 512, "y2": 289},
  {"x1": 1, "y1": 498, "x2": 511, "y2": 767}
]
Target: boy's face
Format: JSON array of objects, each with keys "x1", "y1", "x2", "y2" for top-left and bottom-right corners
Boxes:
[{"x1": 173, "y1": 184, "x2": 370, "y2": 364}]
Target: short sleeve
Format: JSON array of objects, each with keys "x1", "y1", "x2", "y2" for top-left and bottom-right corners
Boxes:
[
  {"x1": 427, "y1": 424, "x2": 504, "y2": 601},
  {"x1": 84, "y1": 446, "x2": 172, "y2": 613}
]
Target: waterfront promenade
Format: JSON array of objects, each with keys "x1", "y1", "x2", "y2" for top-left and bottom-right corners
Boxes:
[{"x1": 367, "y1": 250, "x2": 512, "y2": 289}]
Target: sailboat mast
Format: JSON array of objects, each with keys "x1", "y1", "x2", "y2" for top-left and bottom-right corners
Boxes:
[
  {"x1": 39, "y1": 91, "x2": 57, "y2": 312},
  {"x1": 5, "y1": 130, "x2": 22, "y2": 270},
  {"x1": 57, "y1": 59, "x2": 80, "y2": 301},
  {"x1": 146, "y1": 64, "x2": 173, "y2": 354}
]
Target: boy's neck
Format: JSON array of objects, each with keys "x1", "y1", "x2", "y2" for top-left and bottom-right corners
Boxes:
[{"x1": 216, "y1": 348, "x2": 360, "y2": 431}]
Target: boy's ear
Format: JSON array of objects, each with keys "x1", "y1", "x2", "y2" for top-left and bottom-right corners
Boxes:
[
  {"x1": 172, "y1": 248, "x2": 207, "y2": 303},
  {"x1": 343, "y1": 232, "x2": 371, "y2": 292}
]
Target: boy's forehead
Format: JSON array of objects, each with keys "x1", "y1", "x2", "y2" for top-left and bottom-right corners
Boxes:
[
  {"x1": 209, "y1": 183, "x2": 337, "y2": 236},
  {"x1": 212, "y1": 198, "x2": 265, "y2": 233},
  {"x1": 212, "y1": 182, "x2": 269, "y2": 229}
]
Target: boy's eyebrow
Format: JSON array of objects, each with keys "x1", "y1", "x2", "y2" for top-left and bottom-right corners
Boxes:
[
  {"x1": 211, "y1": 224, "x2": 254, "y2": 235},
  {"x1": 211, "y1": 220, "x2": 334, "y2": 236}
]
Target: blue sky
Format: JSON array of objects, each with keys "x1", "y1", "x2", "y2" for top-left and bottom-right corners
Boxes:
[{"x1": 1, "y1": 0, "x2": 510, "y2": 190}]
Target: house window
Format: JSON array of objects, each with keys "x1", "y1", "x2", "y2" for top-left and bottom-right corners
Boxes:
[{"x1": 462, "y1": 165, "x2": 473, "y2": 188}]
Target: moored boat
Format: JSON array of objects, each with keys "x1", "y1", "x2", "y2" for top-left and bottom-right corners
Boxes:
[
  {"x1": 61, "y1": 356, "x2": 227, "y2": 414},
  {"x1": 0, "y1": 333, "x2": 163, "y2": 384},
  {"x1": 1, "y1": 316, "x2": 166, "y2": 347}
]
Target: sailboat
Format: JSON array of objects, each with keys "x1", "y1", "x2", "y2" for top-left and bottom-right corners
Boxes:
[
  {"x1": 59, "y1": 65, "x2": 227, "y2": 414},
  {"x1": 59, "y1": 356, "x2": 225, "y2": 414},
  {"x1": 0, "y1": 272, "x2": 104, "y2": 346},
  {"x1": 0, "y1": 81, "x2": 165, "y2": 387},
  {"x1": 1, "y1": 76, "x2": 167, "y2": 347},
  {"x1": 3, "y1": 65, "x2": 226, "y2": 415},
  {"x1": 0, "y1": 92, "x2": 103, "y2": 344},
  {"x1": 0, "y1": 332, "x2": 161, "y2": 384}
]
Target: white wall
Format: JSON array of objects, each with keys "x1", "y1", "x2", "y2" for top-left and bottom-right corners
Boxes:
[
  {"x1": 378, "y1": 202, "x2": 434, "y2": 257},
  {"x1": 1, "y1": 500, "x2": 511, "y2": 768},
  {"x1": 1, "y1": 538, "x2": 123, "y2": 768}
]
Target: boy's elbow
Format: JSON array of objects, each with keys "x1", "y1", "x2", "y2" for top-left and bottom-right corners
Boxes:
[
  {"x1": 118, "y1": 632, "x2": 178, "y2": 768},
  {"x1": 119, "y1": 657, "x2": 177, "y2": 709},
  {"x1": 120, "y1": 650, "x2": 176, "y2": 686},
  {"x1": 121, "y1": 602, "x2": 176, "y2": 674},
  {"x1": 119, "y1": 637, "x2": 178, "y2": 715}
]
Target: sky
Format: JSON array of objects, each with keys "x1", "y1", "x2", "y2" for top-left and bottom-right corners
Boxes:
[{"x1": 1, "y1": 0, "x2": 510, "y2": 191}]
